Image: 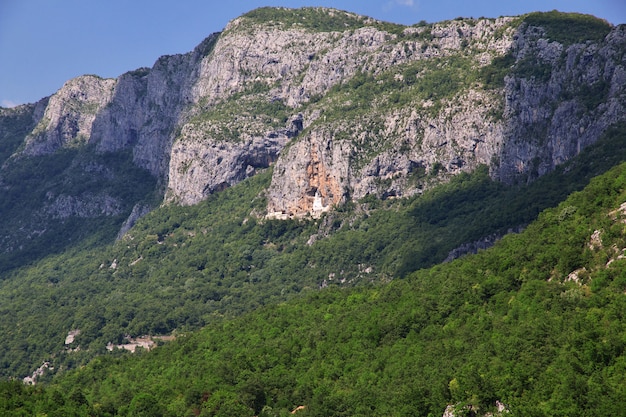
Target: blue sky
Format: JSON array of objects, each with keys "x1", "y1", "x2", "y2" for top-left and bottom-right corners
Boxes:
[{"x1": 1, "y1": 0, "x2": 625, "y2": 107}]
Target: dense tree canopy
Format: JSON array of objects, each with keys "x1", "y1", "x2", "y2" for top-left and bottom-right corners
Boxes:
[{"x1": 2, "y1": 138, "x2": 626, "y2": 416}]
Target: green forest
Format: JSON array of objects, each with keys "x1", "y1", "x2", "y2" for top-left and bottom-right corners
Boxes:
[
  {"x1": 2, "y1": 140, "x2": 626, "y2": 416},
  {"x1": 0, "y1": 123, "x2": 623, "y2": 381},
  {"x1": 0, "y1": 124, "x2": 625, "y2": 416}
]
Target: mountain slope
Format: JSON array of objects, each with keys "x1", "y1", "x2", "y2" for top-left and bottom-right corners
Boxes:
[
  {"x1": 1, "y1": 10, "x2": 624, "y2": 269},
  {"x1": 0, "y1": 119, "x2": 625, "y2": 382},
  {"x1": 4, "y1": 152, "x2": 626, "y2": 417},
  {"x1": 0, "y1": 5, "x2": 625, "y2": 403}
]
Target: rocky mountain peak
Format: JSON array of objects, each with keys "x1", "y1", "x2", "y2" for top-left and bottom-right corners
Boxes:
[
  {"x1": 21, "y1": 75, "x2": 116, "y2": 156},
  {"x1": 2, "y1": 8, "x2": 624, "y2": 221}
]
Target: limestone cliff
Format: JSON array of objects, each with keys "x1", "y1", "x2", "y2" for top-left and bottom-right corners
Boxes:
[
  {"x1": 1, "y1": 7, "x2": 625, "y2": 221},
  {"x1": 21, "y1": 75, "x2": 116, "y2": 155},
  {"x1": 263, "y1": 12, "x2": 626, "y2": 217},
  {"x1": 496, "y1": 23, "x2": 626, "y2": 183}
]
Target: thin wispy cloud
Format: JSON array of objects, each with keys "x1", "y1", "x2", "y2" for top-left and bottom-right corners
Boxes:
[
  {"x1": 1, "y1": 99, "x2": 19, "y2": 108},
  {"x1": 383, "y1": 0, "x2": 419, "y2": 13}
]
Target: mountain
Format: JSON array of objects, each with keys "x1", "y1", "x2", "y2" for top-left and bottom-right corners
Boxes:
[
  {"x1": 2, "y1": 10, "x2": 623, "y2": 237},
  {"x1": 3, "y1": 138, "x2": 626, "y2": 417},
  {"x1": 0, "y1": 6, "x2": 626, "y2": 415}
]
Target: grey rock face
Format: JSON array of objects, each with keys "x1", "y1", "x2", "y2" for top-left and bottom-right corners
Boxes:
[
  {"x1": 266, "y1": 86, "x2": 507, "y2": 217},
  {"x1": 167, "y1": 114, "x2": 302, "y2": 205},
  {"x1": 495, "y1": 23, "x2": 626, "y2": 183},
  {"x1": 90, "y1": 69, "x2": 149, "y2": 153},
  {"x1": 44, "y1": 193, "x2": 122, "y2": 219},
  {"x1": 265, "y1": 17, "x2": 626, "y2": 217},
  {"x1": 187, "y1": 13, "x2": 520, "y2": 216},
  {"x1": 91, "y1": 33, "x2": 221, "y2": 177},
  {"x1": 117, "y1": 203, "x2": 153, "y2": 240},
  {"x1": 22, "y1": 76, "x2": 116, "y2": 156},
  {"x1": 3, "y1": 8, "x2": 625, "y2": 220}
]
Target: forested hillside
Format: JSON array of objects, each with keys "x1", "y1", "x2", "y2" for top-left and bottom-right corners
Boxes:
[
  {"x1": 0, "y1": 123, "x2": 623, "y2": 383},
  {"x1": 3, "y1": 137, "x2": 626, "y2": 416}
]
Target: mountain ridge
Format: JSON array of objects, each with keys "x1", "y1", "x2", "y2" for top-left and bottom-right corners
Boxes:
[{"x1": 3, "y1": 9, "x2": 623, "y2": 218}]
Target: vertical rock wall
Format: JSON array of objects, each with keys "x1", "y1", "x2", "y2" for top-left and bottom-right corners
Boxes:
[{"x1": 3, "y1": 9, "x2": 625, "y2": 218}]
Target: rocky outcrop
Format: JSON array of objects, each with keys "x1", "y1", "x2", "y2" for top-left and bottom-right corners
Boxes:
[
  {"x1": 443, "y1": 226, "x2": 526, "y2": 263},
  {"x1": 21, "y1": 75, "x2": 116, "y2": 155},
  {"x1": 43, "y1": 193, "x2": 122, "y2": 219},
  {"x1": 167, "y1": 114, "x2": 303, "y2": 205},
  {"x1": 495, "y1": 23, "x2": 626, "y2": 183},
  {"x1": 266, "y1": 86, "x2": 506, "y2": 218},
  {"x1": 91, "y1": 33, "x2": 221, "y2": 177},
  {"x1": 267, "y1": 127, "x2": 350, "y2": 216},
  {"x1": 2, "y1": 8, "x2": 625, "y2": 220},
  {"x1": 13, "y1": 33, "x2": 220, "y2": 179},
  {"x1": 117, "y1": 203, "x2": 153, "y2": 240}
]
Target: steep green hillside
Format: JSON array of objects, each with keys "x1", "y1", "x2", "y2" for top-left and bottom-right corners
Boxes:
[
  {"x1": 0, "y1": 105, "x2": 39, "y2": 163},
  {"x1": 3, "y1": 150, "x2": 626, "y2": 416},
  {"x1": 0, "y1": 146, "x2": 158, "y2": 273},
  {"x1": 523, "y1": 11, "x2": 612, "y2": 45},
  {"x1": 1, "y1": 123, "x2": 625, "y2": 382}
]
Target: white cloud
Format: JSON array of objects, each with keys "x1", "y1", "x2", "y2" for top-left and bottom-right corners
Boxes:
[
  {"x1": 383, "y1": 0, "x2": 418, "y2": 12},
  {"x1": 1, "y1": 99, "x2": 19, "y2": 108}
]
